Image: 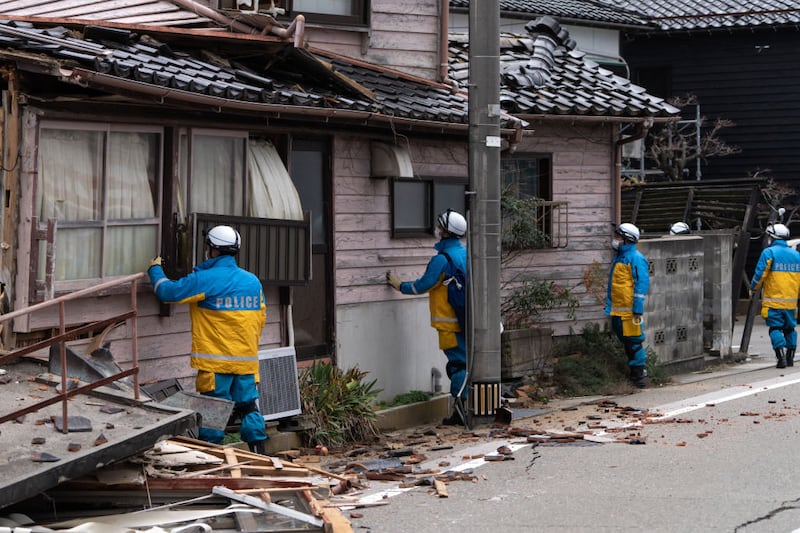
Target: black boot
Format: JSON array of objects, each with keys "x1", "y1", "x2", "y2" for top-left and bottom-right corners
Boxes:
[
  {"x1": 787, "y1": 348, "x2": 795, "y2": 367},
  {"x1": 630, "y1": 366, "x2": 647, "y2": 388},
  {"x1": 249, "y1": 440, "x2": 266, "y2": 455},
  {"x1": 442, "y1": 399, "x2": 467, "y2": 427},
  {"x1": 775, "y1": 348, "x2": 787, "y2": 369},
  {"x1": 441, "y1": 410, "x2": 464, "y2": 426}
]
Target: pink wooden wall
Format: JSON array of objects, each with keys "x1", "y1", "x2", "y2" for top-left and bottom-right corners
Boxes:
[{"x1": 303, "y1": 0, "x2": 442, "y2": 81}]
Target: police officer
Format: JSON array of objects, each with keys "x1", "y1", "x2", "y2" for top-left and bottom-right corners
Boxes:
[
  {"x1": 750, "y1": 223, "x2": 800, "y2": 368},
  {"x1": 606, "y1": 223, "x2": 651, "y2": 387},
  {"x1": 148, "y1": 225, "x2": 268, "y2": 453},
  {"x1": 386, "y1": 209, "x2": 468, "y2": 425}
]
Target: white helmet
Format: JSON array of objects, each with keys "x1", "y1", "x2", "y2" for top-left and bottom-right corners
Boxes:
[
  {"x1": 669, "y1": 222, "x2": 691, "y2": 235},
  {"x1": 616, "y1": 222, "x2": 640, "y2": 243},
  {"x1": 767, "y1": 223, "x2": 790, "y2": 240},
  {"x1": 206, "y1": 225, "x2": 241, "y2": 255},
  {"x1": 437, "y1": 209, "x2": 467, "y2": 237}
]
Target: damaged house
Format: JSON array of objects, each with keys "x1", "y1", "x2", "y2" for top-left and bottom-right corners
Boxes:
[{"x1": 0, "y1": 0, "x2": 681, "y2": 451}]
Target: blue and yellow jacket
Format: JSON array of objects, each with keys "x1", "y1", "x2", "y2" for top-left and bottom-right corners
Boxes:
[
  {"x1": 148, "y1": 255, "x2": 266, "y2": 375},
  {"x1": 605, "y1": 242, "x2": 650, "y2": 318},
  {"x1": 400, "y1": 238, "x2": 466, "y2": 333},
  {"x1": 750, "y1": 239, "x2": 800, "y2": 314}
]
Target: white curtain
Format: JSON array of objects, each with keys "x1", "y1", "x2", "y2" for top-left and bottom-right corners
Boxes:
[
  {"x1": 105, "y1": 132, "x2": 158, "y2": 276},
  {"x1": 37, "y1": 129, "x2": 102, "y2": 280},
  {"x1": 248, "y1": 139, "x2": 304, "y2": 220},
  {"x1": 190, "y1": 135, "x2": 244, "y2": 216},
  {"x1": 37, "y1": 128, "x2": 159, "y2": 280}
]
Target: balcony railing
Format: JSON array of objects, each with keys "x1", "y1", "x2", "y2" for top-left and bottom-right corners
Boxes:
[{"x1": 0, "y1": 272, "x2": 145, "y2": 431}]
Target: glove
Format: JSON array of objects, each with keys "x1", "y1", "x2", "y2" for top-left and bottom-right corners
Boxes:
[
  {"x1": 148, "y1": 256, "x2": 163, "y2": 269},
  {"x1": 386, "y1": 271, "x2": 402, "y2": 291},
  {"x1": 632, "y1": 314, "x2": 643, "y2": 325}
]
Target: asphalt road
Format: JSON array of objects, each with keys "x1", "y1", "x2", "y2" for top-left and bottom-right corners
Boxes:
[{"x1": 350, "y1": 318, "x2": 800, "y2": 533}]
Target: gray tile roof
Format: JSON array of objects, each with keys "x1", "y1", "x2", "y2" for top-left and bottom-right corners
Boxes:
[
  {"x1": 592, "y1": 0, "x2": 800, "y2": 30},
  {"x1": 0, "y1": 16, "x2": 675, "y2": 128},
  {"x1": 449, "y1": 0, "x2": 649, "y2": 26},
  {"x1": 449, "y1": 17, "x2": 679, "y2": 118},
  {"x1": 0, "y1": 19, "x2": 467, "y2": 126}
]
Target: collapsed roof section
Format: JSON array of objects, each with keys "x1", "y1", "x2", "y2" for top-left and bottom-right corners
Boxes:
[
  {"x1": 0, "y1": 18, "x2": 470, "y2": 132},
  {"x1": 449, "y1": 16, "x2": 680, "y2": 119},
  {"x1": 0, "y1": 13, "x2": 679, "y2": 134}
]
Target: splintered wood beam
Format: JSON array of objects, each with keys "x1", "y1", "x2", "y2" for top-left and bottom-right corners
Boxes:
[{"x1": 224, "y1": 447, "x2": 242, "y2": 478}]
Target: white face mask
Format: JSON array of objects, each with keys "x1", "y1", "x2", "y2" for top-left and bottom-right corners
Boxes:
[{"x1": 611, "y1": 238, "x2": 622, "y2": 250}]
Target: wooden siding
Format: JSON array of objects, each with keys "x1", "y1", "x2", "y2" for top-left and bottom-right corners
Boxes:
[
  {"x1": 332, "y1": 135, "x2": 465, "y2": 306},
  {"x1": 333, "y1": 122, "x2": 617, "y2": 336},
  {"x1": 623, "y1": 29, "x2": 800, "y2": 185},
  {"x1": 302, "y1": 0, "x2": 441, "y2": 81},
  {"x1": 21, "y1": 286, "x2": 283, "y2": 389},
  {"x1": 504, "y1": 122, "x2": 616, "y2": 336}
]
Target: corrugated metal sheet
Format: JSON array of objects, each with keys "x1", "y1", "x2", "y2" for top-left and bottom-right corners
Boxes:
[{"x1": 0, "y1": 0, "x2": 213, "y2": 27}]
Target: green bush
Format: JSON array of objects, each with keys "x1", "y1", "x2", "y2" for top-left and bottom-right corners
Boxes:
[
  {"x1": 298, "y1": 361, "x2": 382, "y2": 449},
  {"x1": 551, "y1": 322, "x2": 669, "y2": 396},
  {"x1": 376, "y1": 390, "x2": 432, "y2": 410}
]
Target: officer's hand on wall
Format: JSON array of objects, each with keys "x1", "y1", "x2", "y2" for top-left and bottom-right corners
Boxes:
[
  {"x1": 386, "y1": 271, "x2": 402, "y2": 291},
  {"x1": 149, "y1": 256, "x2": 163, "y2": 269}
]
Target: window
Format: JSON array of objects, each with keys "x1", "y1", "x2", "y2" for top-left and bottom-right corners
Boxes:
[
  {"x1": 392, "y1": 177, "x2": 467, "y2": 237},
  {"x1": 501, "y1": 154, "x2": 568, "y2": 248},
  {"x1": 502, "y1": 154, "x2": 551, "y2": 200},
  {"x1": 179, "y1": 130, "x2": 247, "y2": 218},
  {"x1": 281, "y1": 0, "x2": 368, "y2": 26},
  {"x1": 36, "y1": 123, "x2": 161, "y2": 287}
]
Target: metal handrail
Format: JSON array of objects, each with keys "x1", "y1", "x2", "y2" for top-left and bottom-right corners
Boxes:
[{"x1": 0, "y1": 272, "x2": 146, "y2": 431}]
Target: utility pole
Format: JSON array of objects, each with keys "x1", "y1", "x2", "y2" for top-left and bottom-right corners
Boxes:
[{"x1": 467, "y1": 1, "x2": 501, "y2": 420}]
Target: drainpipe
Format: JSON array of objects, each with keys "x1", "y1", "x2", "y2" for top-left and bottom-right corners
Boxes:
[
  {"x1": 266, "y1": 14, "x2": 305, "y2": 48},
  {"x1": 613, "y1": 117, "x2": 653, "y2": 223},
  {"x1": 169, "y1": 0, "x2": 306, "y2": 46},
  {"x1": 169, "y1": 0, "x2": 261, "y2": 33},
  {"x1": 439, "y1": 0, "x2": 450, "y2": 84}
]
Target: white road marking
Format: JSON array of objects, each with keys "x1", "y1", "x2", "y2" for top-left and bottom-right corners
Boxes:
[
  {"x1": 355, "y1": 373, "x2": 800, "y2": 506},
  {"x1": 649, "y1": 373, "x2": 800, "y2": 421}
]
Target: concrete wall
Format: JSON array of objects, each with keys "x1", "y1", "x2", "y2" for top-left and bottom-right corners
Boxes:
[
  {"x1": 639, "y1": 236, "x2": 705, "y2": 369},
  {"x1": 336, "y1": 299, "x2": 446, "y2": 402},
  {"x1": 700, "y1": 230, "x2": 735, "y2": 357}
]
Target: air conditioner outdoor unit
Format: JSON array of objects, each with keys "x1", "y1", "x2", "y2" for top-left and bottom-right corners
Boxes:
[{"x1": 257, "y1": 346, "x2": 303, "y2": 421}]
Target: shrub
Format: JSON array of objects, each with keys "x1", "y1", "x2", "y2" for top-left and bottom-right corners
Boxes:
[
  {"x1": 551, "y1": 322, "x2": 669, "y2": 396},
  {"x1": 376, "y1": 390, "x2": 432, "y2": 410},
  {"x1": 298, "y1": 361, "x2": 382, "y2": 449}
]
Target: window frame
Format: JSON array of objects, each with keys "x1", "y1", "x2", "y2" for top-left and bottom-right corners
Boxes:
[
  {"x1": 35, "y1": 120, "x2": 163, "y2": 293},
  {"x1": 391, "y1": 176, "x2": 467, "y2": 238},
  {"x1": 501, "y1": 153, "x2": 552, "y2": 201},
  {"x1": 179, "y1": 128, "x2": 249, "y2": 218},
  {"x1": 280, "y1": 0, "x2": 370, "y2": 27}
]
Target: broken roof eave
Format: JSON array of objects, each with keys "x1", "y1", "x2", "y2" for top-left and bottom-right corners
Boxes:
[{"x1": 64, "y1": 67, "x2": 480, "y2": 135}]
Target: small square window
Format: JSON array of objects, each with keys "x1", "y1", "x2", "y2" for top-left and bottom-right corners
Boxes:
[
  {"x1": 281, "y1": 0, "x2": 368, "y2": 26},
  {"x1": 392, "y1": 177, "x2": 466, "y2": 237}
]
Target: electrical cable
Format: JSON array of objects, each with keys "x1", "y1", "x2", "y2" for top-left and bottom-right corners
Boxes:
[{"x1": 454, "y1": 195, "x2": 477, "y2": 429}]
